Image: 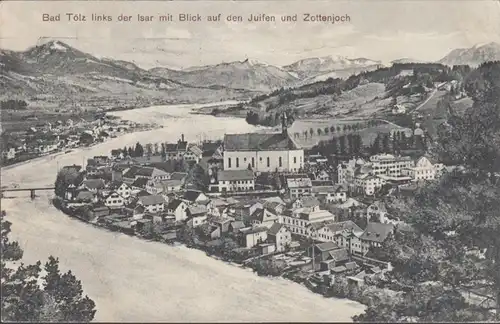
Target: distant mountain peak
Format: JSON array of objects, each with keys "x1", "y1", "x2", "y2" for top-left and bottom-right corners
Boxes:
[{"x1": 439, "y1": 42, "x2": 500, "y2": 66}]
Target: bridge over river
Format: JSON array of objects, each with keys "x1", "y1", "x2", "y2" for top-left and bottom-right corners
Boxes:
[{"x1": 1, "y1": 186, "x2": 55, "y2": 200}]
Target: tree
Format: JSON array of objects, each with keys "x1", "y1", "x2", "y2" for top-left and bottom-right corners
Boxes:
[
  {"x1": 127, "y1": 147, "x2": 134, "y2": 157},
  {"x1": 54, "y1": 167, "x2": 83, "y2": 198},
  {"x1": 354, "y1": 63, "x2": 500, "y2": 322},
  {"x1": 317, "y1": 128, "x2": 322, "y2": 136},
  {"x1": 309, "y1": 128, "x2": 314, "y2": 137},
  {"x1": 382, "y1": 134, "x2": 391, "y2": 153},
  {"x1": 122, "y1": 146, "x2": 128, "y2": 157},
  {"x1": 145, "y1": 143, "x2": 153, "y2": 156},
  {"x1": 161, "y1": 143, "x2": 166, "y2": 158},
  {"x1": 1, "y1": 211, "x2": 96, "y2": 322},
  {"x1": 134, "y1": 142, "x2": 144, "y2": 157},
  {"x1": 330, "y1": 126, "x2": 335, "y2": 133},
  {"x1": 339, "y1": 136, "x2": 347, "y2": 155}
]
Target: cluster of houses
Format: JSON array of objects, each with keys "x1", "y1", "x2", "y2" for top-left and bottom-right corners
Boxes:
[
  {"x1": 1, "y1": 115, "x2": 152, "y2": 163},
  {"x1": 337, "y1": 153, "x2": 445, "y2": 195},
  {"x1": 56, "y1": 115, "x2": 453, "y2": 290}
]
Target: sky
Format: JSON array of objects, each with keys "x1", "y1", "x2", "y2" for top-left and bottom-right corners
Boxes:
[{"x1": 1, "y1": 0, "x2": 500, "y2": 69}]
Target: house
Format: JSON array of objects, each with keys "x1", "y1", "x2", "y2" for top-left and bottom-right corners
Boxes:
[
  {"x1": 291, "y1": 196, "x2": 321, "y2": 210},
  {"x1": 80, "y1": 179, "x2": 106, "y2": 193},
  {"x1": 240, "y1": 227, "x2": 268, "y2": 248},
  {"x1": 146, "y1": 179, "x2": 183, "y2": 195},
  {"x1": 108, "y1": 182, "x2": 131, "y2": 199},
  {"x1": 267, "y1": 223, "x2": 292, "y2": 252},
  {"x1": 89, "y1": 206, "x2": 110, "y2": 220},
  {"x1": 131, "y1": 205, "x2": 145, "y2": 220},
  {"x1": 366, "y1": 201, "x2": 389, "y2": 223},
  {"x1": 311, "y1": 184, "x2": 347, "y2": 203},
  {"x1": 258, "y1": 243, "x2": 276, "y2": 255},
  {"x1": 223, "y1": 116, "x2": 304, "y2": 172},
  {"x1": 213, "y1": 169, "x2": 255, "y2": 192},
  {"x1": 164, "y1": 135, "x2": 188, "y2": 160},
  {"x1": 317, "y1": 221, "x2": 363, "y2": 242},
  {"x1": 228, "y1": 220, "x2": 246, "y2": 233},
  {"x1": 250, "y1": 208, "x2": 279, "y2": 228},
  {"x1": 315, "y1": 169, "x2": 330, "y2": 181},
  {"x1": 286, "y1": 174, "x2": 312, "y2": 199},
  {"x1": 74, "y1": 190, "x2": 97, "y2": 203},
  {"x1": 359, "y1": 222, "x2": 394, "y2": 255},
  {"x1": 403, "y1": 156, "x2": 437, "y2": 181},
  {"x1": 186, "y1": 205, "x2": 208, "y2": 227},
  {"x1": 138, "y1": 195, "x2": 166, "y2": 214},
  {"x1": 198, "y1": 223, "x2": 221, "y2": 241},
  {"x1": 280, "y1": 205, "x2": 336, "y2": 237},
  {"x1": 2, "y1": 147, "x2": 16, "y2": 160},
  {"x1": 209, "y1": 217, "x2": 233, "y2": 234},
  {"x1": 183, "y1": 190, "x2": 209, "y2": 204},
  {"x1": 166, "y1": 199, "x2": 188, "y2": 222},
  {"x1": 131, "y1": 177, "x2": 149, "y2": 190},
  {"x1": 105, "y1": 192, "x2": 125, "y2": 208},
  {"x1": 184, "y1": 144, "x2": 203, "y2": 163},
  {"x1": 123, "y1": 166, "x2": 171, "y2": 183},
  {"x1": 317, "y1": 221, "x2": 364, "y2": 254},
  {"x1": 308, "y1": 242, "x2": 340, "y2": 263},
  {"x1": 319, "y1": 248, "x2": 350, "y2": 271}
]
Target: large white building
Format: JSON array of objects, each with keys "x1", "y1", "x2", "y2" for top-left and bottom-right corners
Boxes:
[
  {"x1": 223, "y1": 119, "x2": 304, "y2": 173},
  {"x1": 369, "y1": 154, "x2": 414, "y2": 177}
]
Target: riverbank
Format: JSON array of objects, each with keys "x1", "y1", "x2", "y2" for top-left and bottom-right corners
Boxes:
[
  {"x1": 1, "y1": 102, "x2": 365, "y2": 321},
  {"x1": 51, "y1": 196, "x2": 368, "y2": 317},
  {"x1": 1, "y1": 119, "x2": 160, "y2": 173}
]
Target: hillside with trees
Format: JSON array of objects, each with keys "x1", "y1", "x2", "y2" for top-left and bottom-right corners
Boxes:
[
  {"x1": 1, "y1": 210, "x2": 97, "y2": 322},
  {"x1": 353, "y1": 61, "x2": 500, "y2": 322},
  {"x1": 238, "y1": 63, "x2": 474, "y2": 127}
]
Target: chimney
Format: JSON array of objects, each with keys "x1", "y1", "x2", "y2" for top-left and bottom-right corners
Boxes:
[{"x1": 181, "y1": 134, "x2": 185, "y2": 142}]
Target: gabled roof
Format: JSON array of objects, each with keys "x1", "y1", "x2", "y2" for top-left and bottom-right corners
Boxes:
[
  {"x1": 187, "y1": 205, "x2": 208, "y2": 216},
  {"x1": 324, "y1": 221, "x2": 363, "y2": 234},
  {"x1": 75, "y1": 190, "x2": 94, "y2": 201},
  {"x1": 315, "y1": 242, "x2": 338, "y2": 252},
  {"x1": 300, "y1": 196, "x2": 321, "y2": 208},
  {"x1": 267, "y1": 223, "x2": 288, "y2": 236},
  {"x1": 217, "y1": 169, "x2": 254, "y2": 181},
  {"x1": 329, "y1": 248, "x2": 349, "y2": 262},
  {"x1": 360, "y1": 222, "x2": 394, "y2": 243},
  {"x1": 183, "y1": 190, "x2": 204, "y2": 202},
  {"x1": 108, "y1": 181, "x2": 128, "y2": 190},
  {"x1": 170, "y1": 172, "x2": 188, "y2": 181},
  {"x1": 138, "y1": 195, "x2": 166, "y2": 206},
  {"x1": 224, "y1": 132, "x2": 297, "y2": 151},
  {"x1": 82, "y1": 179, "x2": 105, "y2": 190},
  {"x1": 188, "y1": 145, "x2": 203, "y2": 156},
  {"x1": 251, "y1": 208, "x2": 278, "y2": 223},
  {"x1": 241, "y1": 226, "x2": 268, "y2": 235},
  {"x1": 136, "y1": 190, "x2": 151, "y2": 197},
  {"x1": 167, "y1": 199, "x2": 185, "y2": 210},
  {"x1": 131, "y1": 177, "x2": 149, "y2": 188}
]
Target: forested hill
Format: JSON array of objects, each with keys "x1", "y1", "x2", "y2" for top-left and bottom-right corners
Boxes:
[{"x1": 240, "y1": 63, "x2": 475, "y2": 127}]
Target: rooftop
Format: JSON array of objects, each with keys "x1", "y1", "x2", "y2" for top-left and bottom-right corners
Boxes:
[
  {"x1": 217, "y1": 169, "x2": 255, "y2": 182},
  {"x1": 360, "y1": 222, "x2": 394, "y2": 243},
  {"x1": 224, "y1": 132, "x2": 298, "y2": 151},
  {"x1": 138, "y1": 195, "x2": 166, "y2": 206}
]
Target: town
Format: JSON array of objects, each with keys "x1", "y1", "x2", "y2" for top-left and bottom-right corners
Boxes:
[
  {"x1": 51, "y1": 113, "x2": 459, "y2": 307},
  {"x1": 0, "y1": 105, "x2": 159, "y2": 167}
]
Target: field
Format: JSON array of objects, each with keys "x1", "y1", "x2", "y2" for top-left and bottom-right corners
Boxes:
[{"x1": 288, "y1": 118, "x2": 410, "y2": 148}]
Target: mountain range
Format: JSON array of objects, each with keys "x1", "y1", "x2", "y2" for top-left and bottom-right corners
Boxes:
[
  {"x1": 1, "y1": 40, "x2": 499, "y2": 107},
  {"x1": 438, "y1": 42, "x2": 500, "y2": 66}
]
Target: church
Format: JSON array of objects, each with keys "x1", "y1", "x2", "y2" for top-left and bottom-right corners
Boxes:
[{"x1": 223, "y1": 114, "x2": 304, "y2": 173}]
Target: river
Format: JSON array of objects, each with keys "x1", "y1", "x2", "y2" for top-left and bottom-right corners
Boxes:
[{"x1": 1, "y1": 102, "x2": 364, "y2": 322}]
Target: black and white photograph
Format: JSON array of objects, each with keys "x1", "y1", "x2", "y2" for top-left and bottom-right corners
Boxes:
[{"x1": 1, "y1": 0, "x2": 500, "y2": 322}]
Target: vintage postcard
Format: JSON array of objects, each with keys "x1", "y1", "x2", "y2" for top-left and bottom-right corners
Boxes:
[{"x1": 1, "y1": 0, "x2": 500, "y2": 322}]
